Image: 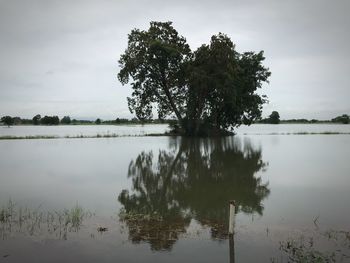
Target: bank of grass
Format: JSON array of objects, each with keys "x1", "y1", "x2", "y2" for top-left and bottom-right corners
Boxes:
[
  {"x1": 0, "y1": 134, "x2": 144, "y2": 140},
  {"x1": 243, "y1": 131, "x2": 350, "y2": 136}
]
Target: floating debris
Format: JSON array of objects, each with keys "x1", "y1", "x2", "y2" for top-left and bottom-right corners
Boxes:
[{"x1": 97, "y1": 226, "x2": 108, "y2": 232}]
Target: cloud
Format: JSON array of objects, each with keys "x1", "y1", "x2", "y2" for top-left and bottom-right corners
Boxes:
[{"x1": 0, "y1": 0, "x2": 349, "y2": 119}]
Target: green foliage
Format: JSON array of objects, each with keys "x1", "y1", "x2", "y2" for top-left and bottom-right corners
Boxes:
[
  {"x1": 71, "y1": 119, "x2": 93, "y2": 125},
  {"x1": 185, "y1": 34, "x2": 270, "y2": 135},
  {"x1": 276, "y1": 238, "x2": 336, "y2": 262},
  {"x1": 118, "y1": 21, "x2": 191, "y2": 121},
  {"x1": 1, "y1": 116, "x2": 14, "y2": 127},
  {"x1": 40, "y1": 115, "x2": 59, "y2": 125},
  {"x1": 0, "y1": 200, "x2": 91, "y2": 239},
  {"x1": 95, "y1": 118, "x2": 102, "y2": 124},
  {"x1": 118, "y1": 21, "x2": 271, "y2": 135},
  {"x1": 258, "y1": 111, "x2": 280, "y2": 124},
  {"x1": 331, "y1": 114, "x2": 349, "y2": 124},
  {"x1": 273, "y1": 230, "x2": 350, "y2": 263},
  {"x1": 268, "y1": 111, "x2": 280, "y2": 124},
  {"x1": 32, "y1": 114, "x2": 41, "y2": 125},
  {"x1": 60, "y1": 116, "x2": 71, "y2": 124}
]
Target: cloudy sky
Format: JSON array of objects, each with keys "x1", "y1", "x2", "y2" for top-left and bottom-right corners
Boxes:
[{"x1": 0, "y1": 0, "x2": 349, "y2": 120}]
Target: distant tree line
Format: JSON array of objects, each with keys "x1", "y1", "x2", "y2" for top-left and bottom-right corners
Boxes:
[
  {"x1": 331, "y1": 114, "x2": 349, "y2": 124},
  {"x1": 1, "y1": 113, "x2": 349, "y2": 127},
  {"x1": 0, "y1": 115, "x2": 165, "y2": 127},
  {"x1": 256, "y1": 112, "x2": 350, "y2": 124}
]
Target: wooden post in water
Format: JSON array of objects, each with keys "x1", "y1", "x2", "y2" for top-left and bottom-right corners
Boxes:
[
  {"x1": 228, "y1": 200, "x2": 235, "y2": 235},
  {"x1": 229, "y1": 233, "x2": 235, "y2": 263},
  {"x1": 229, "y1": 200, "x2": 235, "y2": 263}
]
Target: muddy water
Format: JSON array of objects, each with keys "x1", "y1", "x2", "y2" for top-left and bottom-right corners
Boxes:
[{"x1": 0, "y1": 134, "x2": 349, "y2": 262}]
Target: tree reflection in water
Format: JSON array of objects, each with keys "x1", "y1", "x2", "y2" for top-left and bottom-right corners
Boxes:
[{"x1": 118, "y1": 137, "x2": 270, "y2": 250}]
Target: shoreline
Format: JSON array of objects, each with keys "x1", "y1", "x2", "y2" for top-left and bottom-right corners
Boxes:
[{"x1": 1, "y1": 131, "x2": 350, "y2": 140}]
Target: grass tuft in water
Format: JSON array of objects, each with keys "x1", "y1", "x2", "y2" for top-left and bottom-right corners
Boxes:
[
  {"x1": 0, "y1": 200, "x2": 92, "y2": 240},
  {"x1": 271, "y1": 230, "x2": 350, "y2": 263},
  {"x1": 0, "y1": 133, "x2": 147, "y2": 140}
]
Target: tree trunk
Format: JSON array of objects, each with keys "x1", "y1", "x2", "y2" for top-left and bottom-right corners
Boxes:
[{"x1": 161, "y1": 73, "x2": 183, "y2": 122}]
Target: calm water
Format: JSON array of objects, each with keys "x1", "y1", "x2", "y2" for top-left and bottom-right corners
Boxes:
[
  {"x1": 1, "y1": 123, "x2": 350, "y2": 137},
  {"x1": 0, "y1": 127, "x2": 350, "y2": 262}
]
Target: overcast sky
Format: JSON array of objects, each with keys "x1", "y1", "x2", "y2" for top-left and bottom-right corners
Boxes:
[{"x1": 0, "y1": 0, "x2": 349, "y2": 120}]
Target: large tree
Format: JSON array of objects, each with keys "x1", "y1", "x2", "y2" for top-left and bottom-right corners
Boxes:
[
  {"x1": 185, "y1": 34, "x2": 270, "y2": 135},
  {"x1": 118, "y1": 22, "x2": 271, "y2": 135},
  {"x1": 268, "y1": 111, "x2": 280, "y2": 124},
  {"x1": 118, "y1": 21, "x2": 191, "y2": 122}
]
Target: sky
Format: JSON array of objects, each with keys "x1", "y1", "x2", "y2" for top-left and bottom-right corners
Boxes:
[{"x1": 0, "y1": 0, "x2": 349, "y2": 120}]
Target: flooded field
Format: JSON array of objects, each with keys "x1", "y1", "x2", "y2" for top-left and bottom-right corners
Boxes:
[
  {"x1": 1, "y1": 124, "x2": 350, "y2": 138},
  {"x1": 0, "y1": 125, "x2": 350, "y2": 262}
]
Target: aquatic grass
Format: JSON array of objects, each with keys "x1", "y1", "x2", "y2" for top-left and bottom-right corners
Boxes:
[
  {"x1": 0, "y1": 135, "x2": 59, "y2": 140},
  {"x1": 278, "y1": 237, "x2": 337, "y2": 263},
  {"x1": 0, "y1": 133, "x2": 150, "y2": 140},
  {"x1": 0, "y1": 200, "x2": 92, "y2": 240},
  {"x1": 271, "y1": 229, "x2": 350, "y2": 263},
  {"x1": 324, "y1": 230, "x2": 350, "y2": 248}
]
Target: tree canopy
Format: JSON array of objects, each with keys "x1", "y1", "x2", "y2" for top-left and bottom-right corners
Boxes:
[
  {"x1": 32, "y1": 114, "x2": 41, "y2": 125},
  {"x1": 1, "y1": 116, "x2": 14, "y2": 127},
  {"x1": 332, "y1": 114, "x2": 349, "y2": 124},
  {"x1": 60, "y1": 116, "x2": 71, "y2": 124},
  {"x1": 118, "y1": 21, "x2": 271, "y2": 136},
  {"x1": 40, "y1": 115, "x2": 59, "y2": 125},
  {"x1": 268, "y1": 111, "x2": 280, "y2": 124}
]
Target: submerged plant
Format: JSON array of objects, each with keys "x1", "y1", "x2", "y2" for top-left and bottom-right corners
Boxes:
[
  {"x1": 0, "y1": 200, "x2": 92, "y2": 240},
  {"x1": 279, "y1": 237, "x2": 336, "y2": 263},
  {"x1": 272, "y1": 230, "x2": 350, "y2": 263}
]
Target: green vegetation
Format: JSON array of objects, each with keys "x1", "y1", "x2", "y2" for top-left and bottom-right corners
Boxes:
[
  {"x1": 32, "y1": 114, "x2": 41, "y2": 125},
  {"x1": 1, "y1": 116, "x2": 14, "y2": 127},
  {"x1": 0, "y1": 115, "x2": 146, "y2": 126},
  {"x1": 0, "y1": 200, "x2": 91, "y2": 240},
  {"x1": 118, "y1": 21, "x2": 271, "y2": 136},
  {"x1": 243, "y1": 132, "x2": 350, "y2": 135},
  {"x1": 1, "y1": 113, "x2": 349, "y2": 127},
  {"x1": 272, "y1": 229, "x2": 350, "y2": 263},
  {"x1": 60, "y1": 116, "x2": 71, "y2": 124},
  {"x1": 259, "y1": 111, "x2": 280, "y2": 124},
  {"x1": 269, "y1": 111, "x2": 281, "y2": 124},
  {"x1": 0, "y1": 134, "x2": 145, "y2": 140},
  {"x1": 280, "y1": 118, "x2": 321, "y2": 124},
  {"x1": 257, "y1": 112, "x2": 350, "y2": 125},
  {"x1": 40, "y1": 115, "x2": 59, "y2": 125},
  {"x1": 332, "y1": 114, "x2": 350, "y2": 124}
]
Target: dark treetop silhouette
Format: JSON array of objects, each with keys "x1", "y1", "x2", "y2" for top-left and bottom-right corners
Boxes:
[
  {"x1": 118, "y1": 137, "x2": 270, "y2": 250},
  {"x1": 118, "y1": 21, "x2": 271, "y2": 136}
]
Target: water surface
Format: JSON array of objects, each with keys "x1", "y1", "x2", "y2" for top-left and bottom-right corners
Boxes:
[
  {"x1": 1, "y1": 124, "x2": 349, "y2": 137},
  {"x1": 0, "y1": 133, "x2": 349, "y2": 262}
]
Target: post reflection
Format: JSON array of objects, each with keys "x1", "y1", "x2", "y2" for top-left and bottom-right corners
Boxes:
[{"x1": 118, "y1": 136, "x2": 270, "y2": 251}]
